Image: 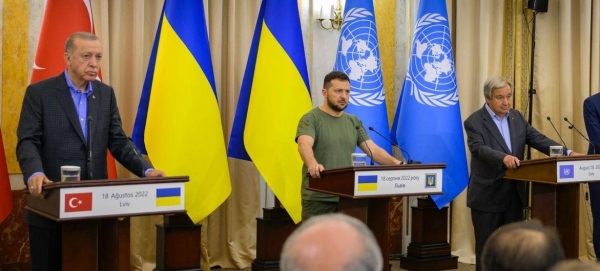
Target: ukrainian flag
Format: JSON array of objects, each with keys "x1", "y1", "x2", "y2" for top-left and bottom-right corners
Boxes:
[
  {"x1": 357, "y1": 175, "x2": 378, "y2": 191},
  {"x1": 132, "y1": 0, "x2": 231, "y2": 223},
  {"x1": 156, "y1": 187, "x2": 181, "y2": 207},
  {"x1": 228, "y1": 0, "x2": 312, "y2": 223}
]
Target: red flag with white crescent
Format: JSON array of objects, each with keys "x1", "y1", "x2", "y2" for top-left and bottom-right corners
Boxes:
[{"x1": 64, "y1": 192, "x2": 93, "y2": 212}]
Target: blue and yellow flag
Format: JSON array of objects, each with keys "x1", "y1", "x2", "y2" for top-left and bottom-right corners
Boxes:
[
  {"x1": 333, "y1": 0, "x2": 392, "y2": 163},
  {"x1": 132, "y1": 0, "x2": 231, "y2": 223},
  {"x1": 228, "y1": 0, "x2": 311, "y2": 223},
  {"x1": 156, "y1": 187, "x2": 181, "y2": 207},
  {"x1": 391, "y1": 0, "x2": 468, "y2": 208}
]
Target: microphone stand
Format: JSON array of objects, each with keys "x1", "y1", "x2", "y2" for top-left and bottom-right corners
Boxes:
[
  {"x1": 87, "y1": 116, "x2": 93, "y2": 180},
  {"x1": 524, "y1": 10, "x2": 539, "y2": 221}
]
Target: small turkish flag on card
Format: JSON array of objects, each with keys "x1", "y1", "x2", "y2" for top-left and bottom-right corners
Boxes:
[{"x1": 64, "y1": 192, "x2": 93, "y2": 212}]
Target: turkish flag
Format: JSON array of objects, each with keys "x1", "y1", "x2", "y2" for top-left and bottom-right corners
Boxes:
[
  {"x1": 31, "y1": 0, "x2": 118, "y2": 179},
  {"x1": 64, "y1": 192, "x2": 93, "y2": 212},
  {"x1": 0, "y1": 130, "x2": 12, "y2": 224}
]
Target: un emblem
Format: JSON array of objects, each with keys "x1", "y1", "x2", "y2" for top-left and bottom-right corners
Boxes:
[
  {"x1": 407, "y1": 13, "x2": 458, "y2": 107},
  {"x1": 334, "y1": 8, "x2": 384, "y2": 107}
]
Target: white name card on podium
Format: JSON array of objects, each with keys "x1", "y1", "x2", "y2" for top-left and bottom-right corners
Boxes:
[
  {"x1": 59, "y1": 182, "x2": 185, "y2": 219},
  {"x1": 354, "y1": 167, "x2": 443, "y2": 196},
  {"x1": 557, "y1": 159, "x2": 600, "y2": 183}
]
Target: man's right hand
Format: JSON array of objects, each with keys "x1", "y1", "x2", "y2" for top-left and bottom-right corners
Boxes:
[
  {"x1": 503, "y1": 155, "x2": 520, "y2": 170},
  {"x1": 28, "y1": 174, "x2": 53, "y2": 198},
  {"x1": 307, "y1": 163, "x2": 325, "y2": 178}
]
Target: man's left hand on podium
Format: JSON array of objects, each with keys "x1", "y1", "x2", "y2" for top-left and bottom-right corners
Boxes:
[
  {"x1": 569, "y1": 151, "x2": 586, "y2": 156},
  {"x1": 146, "y1": 169, "x2": 166, "y2": 177}
]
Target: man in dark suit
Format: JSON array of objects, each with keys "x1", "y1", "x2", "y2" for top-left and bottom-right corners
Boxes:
[
  {"x1": 17, "y1": 32, "x2": 165, "y2": 271},
  {"x1": 464, "y1": 76, "x2": 581, "y2": 271},
  {"x1": 583, "y1": 92, "x2": 600, "y2": 261}
]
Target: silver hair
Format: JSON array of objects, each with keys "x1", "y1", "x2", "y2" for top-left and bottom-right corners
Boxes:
[
  {"x1": 483, "y1": 76, "x2": 513, "y2": 99},
  {"x1": 65, "y1": 32, "x2": 99, "y2": 54},
  {"x1": 280, "y1": 213, "x2": 383, "y2": 271}
]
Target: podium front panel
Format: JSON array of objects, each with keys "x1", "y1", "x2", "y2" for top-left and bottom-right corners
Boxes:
[
  {"x1": 556, "y1": 159, "x2": 600, "y2": 183},
  {"x1": 353, "y1": 167, "x2": 443, "y2": 196},
  {"x1": 58, "y1": 182, "x2": 185, "y2": 219},
  {"x1": 308, "y1": 164, "x2": 445, "y2": 198},
  {"x1": 27, "y1": 177, "x2": 188, "y2": 221}
]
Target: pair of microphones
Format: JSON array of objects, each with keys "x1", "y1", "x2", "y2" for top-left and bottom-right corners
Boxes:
[
  {"x1": 355, "y1": 125, "x2": 420, "y2": 164},
  {"x1": 546, "y1": 116, "x2": 596, "y2": 154}
]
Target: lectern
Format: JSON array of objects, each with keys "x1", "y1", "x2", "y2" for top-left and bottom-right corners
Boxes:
[
  {"x1": 505, "y1": 155, "x2": 600, "y2": 258},
  {"x1": 25, "y1": 176, "x2": 201, "y2": 271},
  {"x1": 308, "y1": 164, "x2": 446, "y2": 271}
]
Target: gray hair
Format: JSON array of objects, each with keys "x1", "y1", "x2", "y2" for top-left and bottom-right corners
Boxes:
[
  {"x1": 483, "y1": 76, "x2": 513, "y2": 99},
  {"x1": 280, "y1": 213, "x2": 383, "y2": 271},
  {"x1": 65, "y1": 32, "x2": 99, "y2": 54}
]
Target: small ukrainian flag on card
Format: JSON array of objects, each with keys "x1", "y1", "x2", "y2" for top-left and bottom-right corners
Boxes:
[
  {"x1": 357, "y1": 175, "x2": 378, "y2": 191},
  {"x1": 156, "y1": 187, "x2": 181, "y2": 207}
]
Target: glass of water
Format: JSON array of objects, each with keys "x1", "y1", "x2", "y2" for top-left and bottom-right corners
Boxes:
[
  {"x1": 549, "y1": 146, "x2": 564, "y2": 157},
  {"x1": 61, "y1": 166, "x2": 81, "y2": 182},
  {"x1": 351, "y1": 153, "x2": 367, "y2": 166}
]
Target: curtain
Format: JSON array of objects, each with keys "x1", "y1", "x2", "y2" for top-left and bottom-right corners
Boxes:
[{"x1": 533, "y1": 0, "x2": 599, "y2": 260}]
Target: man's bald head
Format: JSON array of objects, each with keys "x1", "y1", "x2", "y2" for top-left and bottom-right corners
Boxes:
[{"x1": 280, "y1": 214, "x2": 383, "y2": 271}]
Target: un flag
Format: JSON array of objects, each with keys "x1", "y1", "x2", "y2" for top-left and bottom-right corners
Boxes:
[
  {"x1": 391, "y1": 0, "x2": 468, "y2": 208},
  {"x1": 333, "y1": 0, "x2": 392, "y2": 162}
]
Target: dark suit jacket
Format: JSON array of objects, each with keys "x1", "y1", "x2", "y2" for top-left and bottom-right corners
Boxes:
[
  {"x1": 464, "y1": 105, "x2": 562, "y2": 212},
  {"x1": 17, "y1": 73, "x2": 153, "y2": 228},
  {"x1": 583, "y1": 92, "x2": 600, "y2": 256},
  {"x1": 584, "y1": 93, "x2": 600, "y2": 155}
]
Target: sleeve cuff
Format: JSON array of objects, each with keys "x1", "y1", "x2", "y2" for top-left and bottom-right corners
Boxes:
[{"x1": 27, "y1": 172, "x2": 44, "y2": 185}]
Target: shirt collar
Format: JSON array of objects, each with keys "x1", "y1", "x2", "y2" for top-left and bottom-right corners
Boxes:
[
  {"x1": 64, "y1": 69, "x2": 93, "y2": 95},
  {"x1": 484, "y1": 103, "x2": 509, "y2": 120}
]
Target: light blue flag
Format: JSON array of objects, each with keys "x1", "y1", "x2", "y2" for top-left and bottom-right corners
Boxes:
[
  {"x1": 333, "y1": 0, "x2": 392, "y2": 162},
  {"x1": 391, "y1": 0, "x2": 468, "y2": 208}
]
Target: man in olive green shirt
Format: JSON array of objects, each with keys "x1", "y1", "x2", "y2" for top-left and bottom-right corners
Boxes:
[{"x1": 296, "y1": 71, "x2": 403, "y2": 221}]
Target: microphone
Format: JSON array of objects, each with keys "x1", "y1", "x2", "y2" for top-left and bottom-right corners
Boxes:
[
  {"x1": 564, "y1": 117, "x2": 596, "y2": 154},
  {"x1": 126, "y1": 137, "x2": 146, "y2": 177},
  {"x1": 113, "y1": 115, "x2": 146, "y2": 177},
  {"x1": 546, "y1": 116, "x2": 568, "y2": 148},
  {"x1": 87, "y1": 116, "x2": 93, "y2": 179},
  {"x1": 355, "y1": 126, "x2": 374, "y2": 166},
  {"x1": 368, "y1": 126, "x2": 420, "y2": 164}
]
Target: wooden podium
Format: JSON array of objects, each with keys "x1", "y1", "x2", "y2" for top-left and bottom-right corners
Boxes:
[
  {"x1": 308, "y1": 164, "x2": 447, "y2": 271},
  {"x1": 25, "y1": 176, "x2": 202, "y2": 271},
  {"x1": 505, "y1": 155, "x2": 600, "y2": 258}
]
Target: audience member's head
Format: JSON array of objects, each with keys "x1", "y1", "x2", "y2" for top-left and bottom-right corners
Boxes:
[
  {"x1": 280, "y1": 213, "x2": 383, "y2": 271},
  {"x1": 549, "y1": 260, "x2": 600, "y2": 271},
  {"x1": 481, "y1": 219, "x2": 564, "y2": 271}
]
